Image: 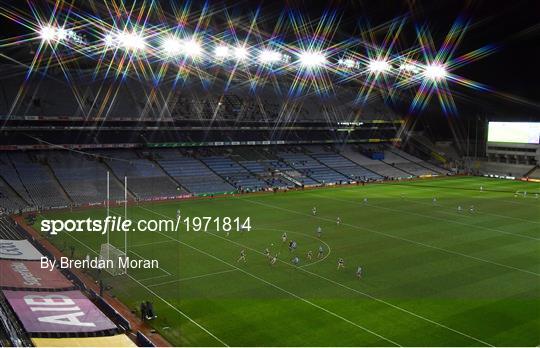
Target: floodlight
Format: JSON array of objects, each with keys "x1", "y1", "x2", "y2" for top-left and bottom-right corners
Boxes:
[
  {"x1": 39, "y1": 25, "x2": 56, "y2": 42},
  {"x1": 399, "y1": 62, "x2": 420, "y2": 74},
  {"x1": 368, "y1": 59, "x2": 390, "y2": 73},
  {"x1": 162, "y1": 37, "x2": 182, "y2": 56},
  {"x1": 298, "y1": 51, "x2": 326, "y2": 68},
  {"x1": 423, "y1": 63, "x2": 447, "y2": 80},
  {"x1": 55, "y1": 28, "x2": 68, "y2": 41},
  {"x1": 259, "y1": 49, "x2": 281, "y2": 64},
  {"x1": 182, "y1": 39, "x2": 202, "y2": 57},
  {"x1": 214, "y1": 45, "x2": 230, "y2": 58},
  {"x1": 234, "y1": 46, "x2": 249, "y2": 60},
  {"x1": 104, "y1": 33, "x2": 115, "y2": 46},
  {"x1": 339, "y1": 58, "x2": 356, "y2": 68},
  {"x1": 117, "y1": 31, "x2": 146, "y2": 50}
]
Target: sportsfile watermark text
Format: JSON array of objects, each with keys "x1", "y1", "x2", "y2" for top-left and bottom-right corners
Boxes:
[{"x1": 40, "y1": 216, "x2": 252, "y2": 235}]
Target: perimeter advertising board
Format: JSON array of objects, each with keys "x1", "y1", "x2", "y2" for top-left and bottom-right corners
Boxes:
[
  {"x1": 0, "y1": 239, "x2": 43, "y2": 260},
  {"x1": 0, "y1": 260, "x2": 72, "y2": 289},
  {"x1": 3, "y1": 290, "x2": 117, "y2": 333}
]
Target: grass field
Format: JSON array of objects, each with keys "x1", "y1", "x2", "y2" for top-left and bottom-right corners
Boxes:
[{"x1": 35, "y1": 176, "x2": 540, "y2": 346}]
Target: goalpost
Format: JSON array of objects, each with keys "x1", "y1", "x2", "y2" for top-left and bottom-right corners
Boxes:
[
  {"x1": 99, "y1": 243, "x2": 127, "y2": 276},
  {"x1": 100, "y1": 173, "x2": 129, "y2": 276}
]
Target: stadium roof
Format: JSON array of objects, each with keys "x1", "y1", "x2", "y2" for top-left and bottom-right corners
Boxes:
[{"x1": 0, "y1": 0, "x2": 538, "y2": 120}]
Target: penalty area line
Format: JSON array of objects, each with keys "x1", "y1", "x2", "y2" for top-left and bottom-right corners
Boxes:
[
  {"x1": 136, "y1": 205, "x2": 401, "y2": 346},
  {"x1": 239, "y1": 197, "x2": 495, "y2": 347},
  {"x1": 148, "y1": 269, "x2": 238, "y2": 288},
  {"x1": 127, "y1": 273, "x2": 229, "y2": 347},
  {"x1": 37, "y1": 212, "x2": 228, "y2": 347}
]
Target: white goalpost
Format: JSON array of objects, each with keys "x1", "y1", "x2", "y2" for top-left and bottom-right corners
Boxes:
[
  {"x1": 99, "y1": 243, "x2": 127, "y2": 276},
  {"x1": 99, "y1": 172, "x2": 129, "y2": 276}
]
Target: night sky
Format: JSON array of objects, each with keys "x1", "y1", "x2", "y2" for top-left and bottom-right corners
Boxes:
[
  {"x1": 0, "y1": 0, "x2": 539, "y2": 120},
  {"x1": 264, "y1": 0, "x2": 540, "y2": 114}
]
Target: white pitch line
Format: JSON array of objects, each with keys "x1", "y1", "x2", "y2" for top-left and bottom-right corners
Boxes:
[
  {"x1": 390, "y1": 183, "x2": 540, "y2": 224},
  {"x1": 59, "y1": 234, "x2": 172, "y2": 280},
  {"x1": 306, "y1": 192, "x2": 539, "y2": 241},
  {"x1": 35, "y1": 213, "x2": 101, "y2": 257},
  {"x1": 38, "y1": 213, "x2": 227, "y2": 347},
  {"x1": 174, "y1": 237, "x2": 401, "y2": 345},
  {"x1": 403, "y1": 195, "x2": 540, "y2": 225},
  {"x1": 394, "y1": 181, "x2": 540, "y2": 207},
  {"x1": 129, "y1": 249, "x2": 171, "y2": 276},
  {"x1": 137, "y1": 273, "x2": 171, "y2": 282},
  {"x1": 149, "y1": 269, "x2": 238, "y2": 287},
  {"x1": 127, "y1": 273, "x2": 229, "y2": 347},
  {"x1": 253, "y1": 226, "x2": 332, "y2": 268},
  {"x1": 108, "y1": 210, "x2": 172, "y2": 277},
  {"x1": 241, "y1": 197, "x2": 539, "y2": 278},
  {"x1": 136, "y1": 205, "x2": 401, "y2": 346},
  {"x1": 131, "y1": 208, "x2": 327, "y2": 269},
  {"x1": 130, "y1": 239, "x2": 175, "y2": 249},
  {"x1": 139, "y1": 205, "x2": 492, "y2": 346},
  {"x1": 199, "y1": 217, "x2": 496, "y2": 347},
  {"x1": 233, "y1": 198, "x2": 497, "y2": 347}
]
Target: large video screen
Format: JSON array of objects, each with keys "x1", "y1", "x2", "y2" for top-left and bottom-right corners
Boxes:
[{"x1": 487, "y1": 122, "x2": 540, "y2": 144}]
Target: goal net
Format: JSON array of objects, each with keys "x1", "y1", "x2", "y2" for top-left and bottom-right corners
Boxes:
[{"x1": 99, "y1": 243, "x2": 127, "y2": 276}]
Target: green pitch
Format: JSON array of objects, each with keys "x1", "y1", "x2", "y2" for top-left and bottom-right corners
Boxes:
[{"x1": 35, "y1": 176, "x2": 540, "y2": 346}]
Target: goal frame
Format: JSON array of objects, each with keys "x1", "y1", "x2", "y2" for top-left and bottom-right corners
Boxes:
[{"x1": 99, "y1": 243, "x2": 127, "y2": 276}]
